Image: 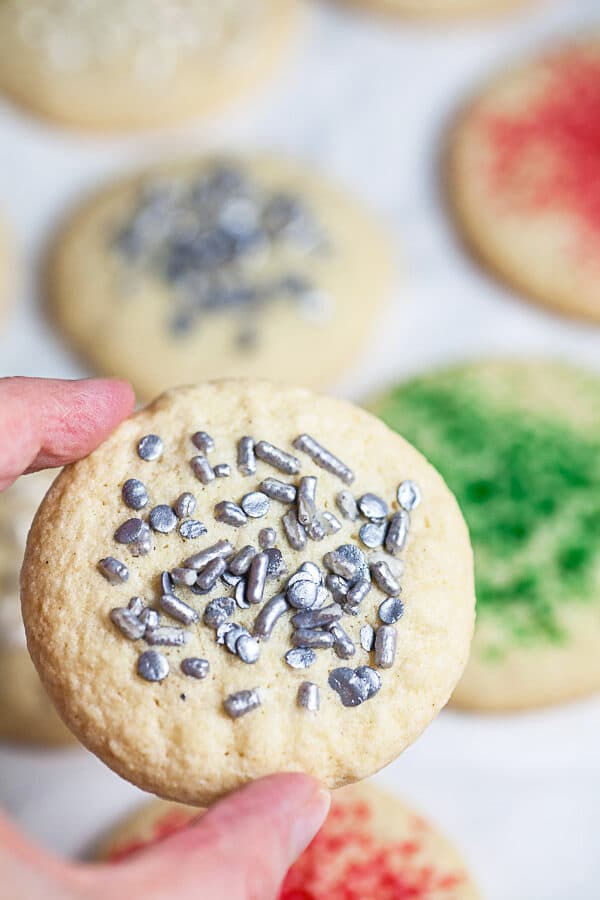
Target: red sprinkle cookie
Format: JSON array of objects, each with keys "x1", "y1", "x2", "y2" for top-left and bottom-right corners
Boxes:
[
  {"x1": 448, "y1": 37, "x2": 600, "y2": 323},
  {"x1": 97, "y1": 783, "x2": 480, "y2": 900}
]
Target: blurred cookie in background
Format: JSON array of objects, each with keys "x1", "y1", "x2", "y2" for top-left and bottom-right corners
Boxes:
[
  {"x1": 448, "y1": 38, "x2": 600, "y2": 323},
  {"x1": 0, "y1": 470, "x2": 73, "y2": 744},
  {"x1": 370, "y1": 360, "x2": 600, "y2": 711},
  {"x1": 339, "y1": 0, "x2": 536, "y2": 20},
  {"x1": 48, "y1": 156, "x2": 393, "y2": 397},
  {"x1": 0, "y1": 1, "x2": 298, "y2": 131},
  {"x1": 97, "y1": 783, "x2": 480, "y2": 900}
]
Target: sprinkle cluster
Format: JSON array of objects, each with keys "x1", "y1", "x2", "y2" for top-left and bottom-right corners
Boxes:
[
  {"x1": 111, "y1": 163, "x2": 331, "y2": 348},
  {"x1": 100, "y1": 427, "x2": 421, "y2": 719},
  {"x1": 12, "y1": 1, "x2": 266, "y2": 81}
]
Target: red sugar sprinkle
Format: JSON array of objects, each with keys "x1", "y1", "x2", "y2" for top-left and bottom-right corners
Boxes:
[
  {"x1": 482, "y1": 51, "x2": 600, "y2": 252},
  {"x1": 107, "y1": 798, "x2": 466, "y2": 899}
]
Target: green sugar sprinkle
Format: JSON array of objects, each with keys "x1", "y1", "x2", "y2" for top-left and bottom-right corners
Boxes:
[{"x1": 373, "y1": 376, "x2": 600, "y2": 653}]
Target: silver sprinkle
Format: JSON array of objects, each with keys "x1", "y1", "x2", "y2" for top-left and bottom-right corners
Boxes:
[
  {"x1": 98, "y1": 557, "x2": 129, "y2": 584},
  {"x1": 305, "y1": 517, "x2": 326, "y2": 542},
  {"x1": 330, "y1": 621, "x2": 356, "y2": 659},
  {"x1": 221, "y1": 570, "x2": 242, "y2": 587},
  {"x1": 292, "y1": 603, "x2": 343, "y2": 629},
  {"x1": 235, "y1": 579, "x2": 250, "y2": 608},
  {"x1": 252, "y1": 593, "x2": 289, "y2": 639},
  {"x1": 110, "y1": 607, "x2": 145, "y2": 640},
  {"x1": 320, "y1": 511, "x2": 342, "y2": 535},
  {"x1": 359, "y1": 521, "x2": 387, "y2": 549},
  {"x1": 214, "y1": 463, "x2": 231, "y2": 478},
  {"x1": 223, "y1": 688, "x2": 262, "y2": 719},
  {"x1": 161, "y1": 571, "x2": 173, "y2": 595},
  {"x1": 356, "y1": 665, "x2": 382, "y2": 698},
  {"x1": 259, "y1": 478, "x2": 297, "y2": 504},
  {"x1": 325, "y1": 573, "x2": 350, "y2": 603},
  {"x1": 346, "y1": 578, "x2": 371, "y2": 613},
  {"x1": 293, "y1": 434, "x2": 354, "y2": 484},
  {"x1": 241, "y1": 491, "x2": 270, "y2": 519},
  {"x1": 192, "y1": 431, "x2": 215, "y2": 453},
  {"x1": 336, "y1": 490, "x2": 358, "y2": 521},
  {"x1": 287, "y1": 578, "x2": 319, "y2": 610},
  {"x1": 370, "y1": 560, "x2": 402, "y2": 596},
  {"x1": 293, "y1": 628, "x2": 334, "y2": 649},
  {"x1": 328, "y1": 667, "x2": 365, "y2": 706},
  {"x1": 137, "y1": 434, "x2": 163, "y2": 462},
  {"x1": 195, "y1": 557, "x2": 227, "y2": 592},
  {"x1": 335, "y1": 544, "x2": 370, "y2": 583},
  {"x1": 258, "y1": 527, "x2": 276, "y2": 549},
  {"x1": 146, "y1": 626, "x2": 190, "y2": 647},
  {"x1": 216, "y1": 621, "x2": 237, "y2": 644},
  {"x1": 203, "y1": 597, "x2": 236, "y2": 628},
  {"x1": 255, "y1": 441, "x2": 301, "y2": 475},
  {"x1": 385, "y1": 511, "x2": 410, "y2": 556},
  {"x1": 191, "y1": 455, "x2": 215, "y2": 484},
  {"x1": 214, "y1": 500, "x2": 247, "y2": 527},
  {"x1": 137, "y1": 650, "x2": 169, "y2": 682},
  {"x1": 285, "y1": 647, "x2": 316, "y2": 669},
  {"x1": 299, "y1": 561, "x2": 322, "y2": 583},
  {"x1": 282, "y1": 509, "x2": 307, "y2": 550},
  {"x1": 378, "y1": 597, "x2": 404, "y2": 625},
  {"x1": 397, "y1": 480, "x2": 421, "y2": 511},
  {"x1": 149, "y1": 504, "x2": 178, "y2": 534},
  {"x1": 128, "y1": 596, "x2": 144, "y2": 616},
  {"x1": 297, "y1": 681, "x2": 319, "y2": 711},
  {"x1": 184, "y1": 540, "x2": 234, "y2": 570},
  {"x1": 358, "y1": 493, "x2": 388, "y2": 521},
  {"x1": 175, "y1": 492, "x2": 196, "y2": 518},
  {"x1": 122, "y1": 479, "x2": 148, "y2": 510},
  {"x1": 225, "y1": 624, "x2": 247, "y2": 653},
  {"x1": 129, "y1": 522, "x2": 152, "y2": 557},
  {"x1": 237, "y1": 436, "x2": 256, "y2": 476},
  {"x1": 181, "y1": 657, "x2": 209, "y2": 679},
  {"x1": 236, "y1": 633, "x2": 260, "y2": 664},
  {"x1": 160, "y1": 593, "x2": 199, "y2": 626},
  {"x1": 140, "y1": 608, "x2": 159, "y2": 631},
  {"x1": 375, "y1": 624, "x2": 397, "y2": 668},
  {"x1": 360, "y1": 624, "x2": 375, "y2": 652},
  {"x1": 178, "y1": 519, "x2": 207, "y2": 540},
  {"x1": 171, "y1": 567, "x2": 198, "y2": 587},
  {"x1": 246, "y1": 552, "x2": 269, "y2": 605},
  {"x1": 323, "y1": 551, "x2": 358, "y2": 581},
  {"x1": 297, "y1": 476, "x2": 317, "y2": 526},
  {"x1": 229, "y1": 545, "x2": 257, "y2": 576},
  {"x1": 114, "y1": 518, "x2": 146, "y2": 544}
]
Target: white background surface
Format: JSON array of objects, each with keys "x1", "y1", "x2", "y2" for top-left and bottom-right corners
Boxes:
[{"x1": 0, "y1": 2, "x2": 599, "y2": 898}]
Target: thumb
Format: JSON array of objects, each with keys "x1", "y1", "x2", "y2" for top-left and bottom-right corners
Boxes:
[{"x1": 81, "y1": 775, "x2": 330, "y2": 900}]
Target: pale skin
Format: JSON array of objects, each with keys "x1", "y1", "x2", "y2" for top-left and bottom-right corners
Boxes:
[{"x1": 0, "y1": 376, "x2": 330, "y2": 900}]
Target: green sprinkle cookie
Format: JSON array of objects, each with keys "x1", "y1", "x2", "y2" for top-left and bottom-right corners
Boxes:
[{"x1": 369, "y1": 360, "x2": 600, "y2": 711}]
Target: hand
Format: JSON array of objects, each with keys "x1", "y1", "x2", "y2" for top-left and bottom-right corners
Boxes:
[{"x1": 0, "y1": 376, "x2": 330, "y2": 900}]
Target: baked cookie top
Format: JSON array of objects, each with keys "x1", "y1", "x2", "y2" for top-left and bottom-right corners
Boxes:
[
  {"x1": 22, "y1": 381, "x2": 474, "y2": 804},
  {"x1": 49, "y1": 156, "x2": 392, "y2": 397},
  {"x1": 97, "y1": 783, "x2": 480, "y2": 900},
  {"x1": 370, "y1": 360, "x2": 600, "y2": 709},
  {"x1": 0, "y1": 0, "x2": 296, "y2": 129},
  {"x1": 448, "y1": 37, "x2": 600, "y2": 322}
]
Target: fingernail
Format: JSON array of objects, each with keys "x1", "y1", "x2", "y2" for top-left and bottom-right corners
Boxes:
[{"x1": 290, "y1": 786, "x2": 331, "y2": 858}]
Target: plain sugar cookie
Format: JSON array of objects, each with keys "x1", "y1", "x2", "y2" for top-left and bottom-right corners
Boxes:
[
  {"x1": 448, "y1": 38, "x2": 600, "y2": 323},
  {"x1": 96, "y1": 783, "x2": 480, "y2": 900},
  {"x1": 0, "y1": 471, "x2": 73, "y2": 744},
  {"x1": 0, "y1": 1, "x2": 297, "y2": 131},
  {"x1": 48, "y1": 156, "x2": 393, "y2": 397},
  {"x1": 339, "y1": 0, "x2": 536, "y2": 20},
  {"x1": 369, "y1": 360, "x2": 600, "y2": 711},
  {"x1": 22, "y1": 381, "x2": 474, "y2": 805}
]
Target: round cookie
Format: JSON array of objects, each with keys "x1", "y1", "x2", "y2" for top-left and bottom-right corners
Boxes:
[
  {"x1": 369, "y1": 360, "x2": 600, "y2": 711},
  {"x1": 49, "y1": 156, "x2": 392, "y2": 398},
  {"x1": 97, "y1": 783, "x2": 480, "y2": 900},
  {"x1": 340, "y1": 0, "x2": 535, "y2": 19},
  {"x1": 0, "y1": 471, "x2": 73, "y2": 744},
  {"x1": 0, "y1": 1, "x2": 297, "y2": 131},
  {"x1": 448, "y1": 38, "x2": 600, "y2": 323},
  {"x1": 22, "y1": 380, "x2": 474, "y2": 805}
]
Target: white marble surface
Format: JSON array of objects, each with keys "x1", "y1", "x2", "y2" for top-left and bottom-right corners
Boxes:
[{"x1": 1, "y1": 2, "x2": 600, "y2": 898}]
